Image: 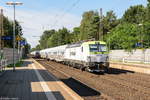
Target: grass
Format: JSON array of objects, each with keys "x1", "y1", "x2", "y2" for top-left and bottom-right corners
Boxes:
[{"x1": 7, "y1": 60, "x2": 24, "y2": 67}]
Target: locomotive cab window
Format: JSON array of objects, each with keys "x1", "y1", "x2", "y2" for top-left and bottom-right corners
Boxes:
[
  {"x1": 99, "y1": 44, "x2": 107, "y2": 52},
  {"x1": 89, "y1": 44, "x2": 107, "y2": 52}
]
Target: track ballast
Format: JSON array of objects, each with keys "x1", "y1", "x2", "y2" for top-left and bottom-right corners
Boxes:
[{"x1": 36, "y1": 59, "x2": 150, "y2": 100}]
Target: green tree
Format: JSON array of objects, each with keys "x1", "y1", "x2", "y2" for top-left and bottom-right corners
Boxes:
[
  {"x1": 146, "y1": 0, "x2": 150, "y2": 21},
  {"x1": 57, "y1": 27, "x2": 71, "y2": 45},
  {"x1": 39, "y1": 29, "x2": 56, "y2": 49},
  {"x1": 80, "y1": 11, "x2": 99, "y2": 40},
  {"x1": 107, "y1": 23, "x2": 138, "y2": 51},
  {"x1": 142, "y1": 22, "x2": 150, "y2": 48},
  {"x1": 70, "y1": 27, "x2": 80, "y2": 43},
  {"x1": 102, "y1": 11, "x2": 118, "y2": 35},
  {"x1": 47, "y1": 33, "x2": 59, "y2": 47},
  {"x1": 3, "y1": 16, "x2": 23, "y2": 48},
  {"x1": 34, "y1": 1, "x2": 150, "y2": 51},
  {"x1": 123, "y1": 5, "x2": 146, "y2": 24},
  {"x1": 3, "y1": 17, "x2": 13, "y2": 48},
  {"x1": 47, "y1": 28, "x2": 71, "y2": 47},
  {"x1": 24, "y1": 43, "x2": 31, "y2": 57}
]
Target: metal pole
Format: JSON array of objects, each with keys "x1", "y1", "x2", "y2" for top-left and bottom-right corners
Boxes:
[
  {"x1": 18, "y1": 35, "x2": 19, "y2": 54},
  {"x1": 18, "y1": 27, "x2": 20, "y2": 61},
  {"x1": 0, "y1": 9, "x2": 2, "y2": 59},
  {"x1": 18, "y1": 36, "x2": 20, "y2": 61},
  {"x1": 1, "y1": 9, "x2": 4, "y2": 49},
  {"x1": 6, "y1": 2, "x2": 23, "y2": 71},
  {"x1": 99, "y1": 8, "x2": 103, "y2": 41},
  {"x1": 13, "y1": 4, "x2": 16, "y2": 72},
  {"x1": 109, "y1": 34, "x2": 110, "y2": 52},
  {"x1": 0, "y1": 8, "x2": 3, "y2": 58}
]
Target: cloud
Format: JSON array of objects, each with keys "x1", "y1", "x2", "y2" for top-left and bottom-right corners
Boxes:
[{"x1": 3, "y1": 8, "x2": 81, "y2": 48}]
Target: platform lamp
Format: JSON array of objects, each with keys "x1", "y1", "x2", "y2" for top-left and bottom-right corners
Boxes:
[
  {"x1": 0, "y1": 7, "x2": 3, "y2": 60},
  {"x1": 6, "y1": 1, "x2": 23, "y2": 72}
]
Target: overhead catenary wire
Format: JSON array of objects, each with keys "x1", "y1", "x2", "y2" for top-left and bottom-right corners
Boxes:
[
  {"x1": 40, "y1": 0, "x2": 68, "y2": 30},
  {"x1": 53, "y1": 0, "x2": 71, "y2": 19},
  {"x1": 44, "y1": 0, "x2": 71, "y2": 29},
  {"x1": 51, "y1": 0, "x2": 81, "y2": 29}
]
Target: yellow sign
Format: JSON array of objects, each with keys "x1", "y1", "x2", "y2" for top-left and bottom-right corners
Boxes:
[{"x1": 16, "y1": 35, "x2": 22, "y2": 41}]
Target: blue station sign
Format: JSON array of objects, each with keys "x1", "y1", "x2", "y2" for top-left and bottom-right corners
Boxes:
[
  {"x1": 19, "y1": 40, "x2": 27, "y2": 46},
  {"x1": 1, "y1": 36, "x2": 13, "y2": 40}
]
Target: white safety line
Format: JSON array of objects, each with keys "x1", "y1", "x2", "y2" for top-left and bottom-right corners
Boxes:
[
  {"x1": 34, "y1": 60, "x2": 83, "y2": 100},
  {"x1": 47, "y1": 71, "x2": 83, "y2": 100},
  {"x1": 32, "y1": 63, "x2": 57, "y2": 100}
]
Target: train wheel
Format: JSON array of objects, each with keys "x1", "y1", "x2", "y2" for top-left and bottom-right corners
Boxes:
[
  {"x1": 104, "y1": 67, "x2": 109, "y2": 73},
  {"x1": 80, "y1": 66, "x2": 85, "y2": 71}
]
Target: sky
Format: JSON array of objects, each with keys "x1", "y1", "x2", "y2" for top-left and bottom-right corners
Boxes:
[{"x1": 0, "y1": 0, "x2": 148, "y2": 48}]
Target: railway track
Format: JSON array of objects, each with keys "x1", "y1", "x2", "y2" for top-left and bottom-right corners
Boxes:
[
  {"x1": 36, "y1": 59, "x2": 150, "y2": 100},
  {"x1": 37, "y1": 59, "x2": 112, "y2": 100}
]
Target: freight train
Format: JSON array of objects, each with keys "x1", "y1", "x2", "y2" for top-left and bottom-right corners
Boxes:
[{"x1": 31, "y1": 40, "x2": 109, "y2": 72}]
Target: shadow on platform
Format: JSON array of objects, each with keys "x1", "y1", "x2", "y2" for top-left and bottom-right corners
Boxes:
[
  {"x1": 21, "y1": 60, "x2": 33, "y2": 67},
  {"x1": 61, "y1": 77, "x2": 101, "y2": 97}
]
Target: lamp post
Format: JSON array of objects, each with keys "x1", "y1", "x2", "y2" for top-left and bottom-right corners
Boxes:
[
  {"x1": 6, "y1": 2, "x2": 23, "y2": 72},
  {"x1": 0, "y1": 7, "x2": 3, "y2": 60},
  {"x1": 138, "y1": 23, "x2": 145, "y2": 63},
  {"x1": 107, "y1": 32, "x2": 110, "y2": 51}
]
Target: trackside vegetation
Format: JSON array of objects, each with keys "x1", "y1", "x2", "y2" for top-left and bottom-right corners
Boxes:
[
  {"x1": 7, "y1": 60, "x2": 23, "y2": 67},
  {"x1": 32, "y1": 0, "x2": 150, "y2": 51},
  {"x1": 1, "y1": 15, "x2": 31, "y2": 54}
]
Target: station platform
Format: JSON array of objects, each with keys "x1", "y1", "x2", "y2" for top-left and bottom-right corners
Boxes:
[
  {"x1": 0, "y1": 59, "x2": 83, "y2": 100},
  {"x1": 110, "y1": 62, "x2": 150, "y2": 74}
]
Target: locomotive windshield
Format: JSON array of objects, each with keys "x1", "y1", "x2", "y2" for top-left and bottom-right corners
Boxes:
[{"x1": 89, "y1": 44, "x2": 107, "y2": 52}]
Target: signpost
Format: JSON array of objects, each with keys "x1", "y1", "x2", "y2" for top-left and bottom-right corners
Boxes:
[
  {"x1": 16, "y1": 35, "x2": 22, "y2": 41},
  {"x1": 19, "y1": 40, "x2": 26, "y2": 46},
  {"x1": 1, "y1": 36, "x2": 13, "y2": 40},
  {"x1": 136, "y1": 42, "x2": 142, "y2": 47}
]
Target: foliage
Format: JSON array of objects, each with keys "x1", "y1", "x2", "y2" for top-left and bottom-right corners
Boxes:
[
  {"x1": 7, "y1": 60, "x2": 23, "y2": 67},
  {"x1": 37, "y1": 28, "x2": 71, "y2": 49},
  {"x1": 122, "y1": 5, "x2": 146, "y2": 24},
  {"x1": 106, "y1": 23, "x2": 138, "y2": 51},
  {"x1": 70, "y1": 27, "x2": 80, "y2": 43},
  {"x1": 101, "y1": 10, "x2": 118, "y2": 38},
  {"x1": 146, "y1": 0, "x2": 150, "y2": 21},
  {"x1": 1, "y1": 15, "x2": 30, "y2": 56},
  {"x1": 39, "y1": 29, "x2": 56, "y2": 49},
  {"x1": 80, "y1": 11, "x2": 100, "y2": 40},
  {"x1": 2, "y1": 16, "x2": 24, "y2": 48},
  {"x1": 3, "y1": 17, "x2": 13, "y2": 48},
  {"x1": 33, "y1": 1, "x2": 150, "y2": 51},
  {"x1": 24, "y1": 43, "x2": 31, "y2": 56},
  {"x1": 142, "y1": 22, "x2": 150, "y2": 48}
]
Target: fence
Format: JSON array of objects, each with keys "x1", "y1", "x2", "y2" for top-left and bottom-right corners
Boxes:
[
  {"x1": 0, "y1": 48, "x2": 23, "y2": 76},
  {"x1": 0, "y1": 59, "x2": 7, "y2": 75},
  {"x1": 109, "y1": 49, "x2": 150, "y2": 63},
  {"x1": 3, "y1": 48, "x2": 20, "y2": 65}
]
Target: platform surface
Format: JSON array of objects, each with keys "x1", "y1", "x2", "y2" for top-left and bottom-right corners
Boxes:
[
  {"x1": 0, "y1": 59, "x2": 83, "y2": 100},
  {"x1": 110, "y1": 62, "x2": 150, "y2": 74}
]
